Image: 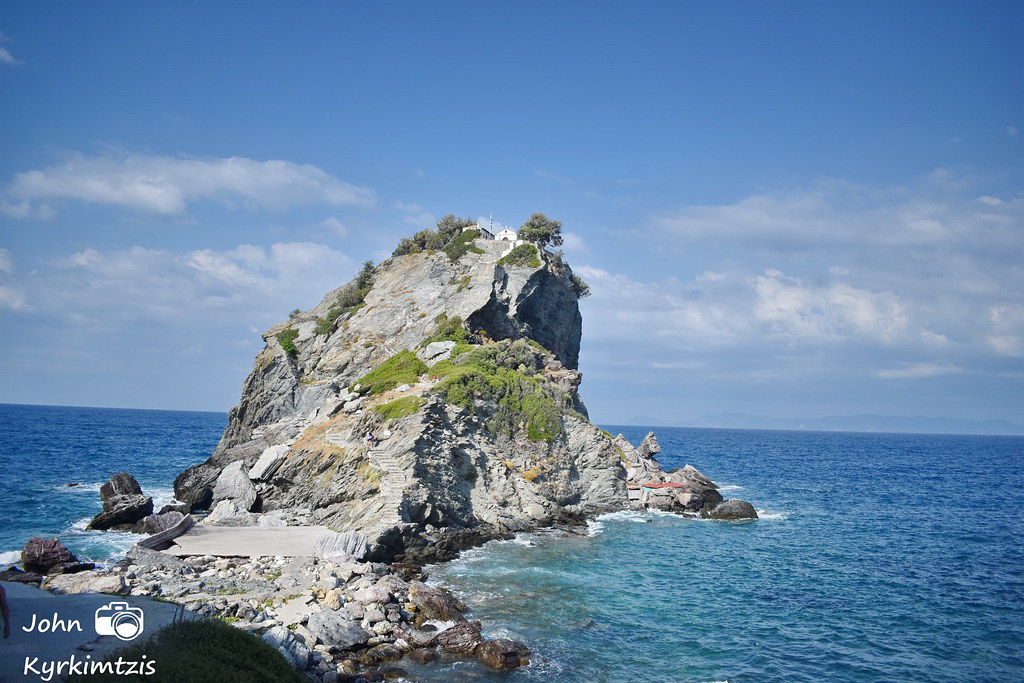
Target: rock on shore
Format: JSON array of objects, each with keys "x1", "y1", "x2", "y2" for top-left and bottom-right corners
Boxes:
[{"x1": 22, "y1": 546, "x2": 529, "y2": 679}]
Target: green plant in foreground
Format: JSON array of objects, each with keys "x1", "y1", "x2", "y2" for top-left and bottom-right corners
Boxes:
[
  {"x1": 351, "y1": 350, "x2": 428, "y2": 395},
  {"x1": 375, "y1": 395, "x2": 425, "y2": 421},
  {"x1": 66, "y1": 618, "x2": 304, "y2": 683}
]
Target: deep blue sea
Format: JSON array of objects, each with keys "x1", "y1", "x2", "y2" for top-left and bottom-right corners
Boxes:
[{"x1": 1, "y1": 404, "x2": 1022, "y2": 682}]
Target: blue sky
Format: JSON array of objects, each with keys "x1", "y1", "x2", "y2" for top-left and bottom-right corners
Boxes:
[{"x1": 1, "y1": 1, "x2": 1022, "y2": 426}]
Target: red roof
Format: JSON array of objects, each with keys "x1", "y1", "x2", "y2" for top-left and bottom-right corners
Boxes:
[{"x1": 641, "y1": 482, "x2": 684, "y2": 489}]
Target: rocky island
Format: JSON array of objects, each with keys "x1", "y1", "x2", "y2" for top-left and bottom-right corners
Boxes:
[{"x1": 4, "y1": 215, "x2": 756, "y2": 681}]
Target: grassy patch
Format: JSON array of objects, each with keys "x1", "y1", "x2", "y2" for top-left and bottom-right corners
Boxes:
[
  {"x1": 497, "y1": 243, "x2": 541, "y2": 268},
  {"x1": 66, "y1": 618, "x2": 305, "y2": 683},
  {"x1": 352, "y1": 350, "x2": 428, "y2": 395},
  {"x1": 375, "y1": 396, "x2": 424, "y2": 421},
  {"x1": 521, "y1": 467, "x2": 542, "y2": 482},
  {"x1": 456, "y1": 274, "x2": 472, "y2": 292}
]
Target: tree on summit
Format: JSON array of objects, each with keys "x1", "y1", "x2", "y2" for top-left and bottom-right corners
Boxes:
[{"x1": 517, "y1": 213, "x2": 563, "y2": 248}]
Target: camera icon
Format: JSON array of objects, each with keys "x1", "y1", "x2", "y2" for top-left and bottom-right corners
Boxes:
[{"x1": 94, "y1": 601, "x2": 145, "y2": 641}]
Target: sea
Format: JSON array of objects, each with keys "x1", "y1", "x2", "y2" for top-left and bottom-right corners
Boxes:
[{"x1": 1, "y1": 403, "x2": 1022, "y2": 682}]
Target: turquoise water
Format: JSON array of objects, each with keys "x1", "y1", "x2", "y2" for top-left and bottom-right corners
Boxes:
[
  {"x1": 421, "y1": 426, "x2": 1024, "y2": 682},
  {"x1": 2, "y1": 405, "x2": 1022, "y2": 681}
]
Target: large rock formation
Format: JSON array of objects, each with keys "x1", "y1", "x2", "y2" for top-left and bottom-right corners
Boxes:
[{"x1": 173, "y1": 232, "x2": 755, "y2": 560}]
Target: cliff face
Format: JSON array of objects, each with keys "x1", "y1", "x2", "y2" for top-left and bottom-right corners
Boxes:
[{"x1": 175, "y1": 238, "x2": 624, "y2": 559}]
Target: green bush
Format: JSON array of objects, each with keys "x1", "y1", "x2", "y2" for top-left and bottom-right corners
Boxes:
[
  {"x1": 392, "y1": 215, "x2": 476, "y2": 257},
  {"x1": 570, "y1": 273, "x2": 591, "y2": 298},
  {"x1": 375, "y1": 395, "x2": 425, "y2": 421},
  {"x1": 314, "y1": 318, "x2": 333, "y2": 335},
  {"x1": 497, "y1": 243, "x2": 541, "y2": 268},
  {"x1": 442, "y1": 229, "x2": 485, "y2": 262},
  {"x1": 66, "y1": 618, "x2": 304, "y2": 683},
  {"x1": 276, "y1": 328, "x2": 299, "y2": 354},
  {"x1": 423, "y1": 313, "x2": 469, "y2": 345},
  {"x1": 352, "y1": 350, "x2": 428, "y2": 395}
]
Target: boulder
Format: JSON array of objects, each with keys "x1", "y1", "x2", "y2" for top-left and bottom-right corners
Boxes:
[
  {"x1": 249, "y1": 444, "x2": 290, "y2": 481},
  {"x1": 406, "y1": 647, "x2": 435, "y2": 664},
  {"x1": 211, "y1": 460, "x2": 257, "y2": 511},
  {"x1": 357, "y1": 643, "x2": 403, "y2": 665},
  {"x1": 262, "y1": 625, "x2": 312, "y2": 669},
  {"x1": 408, "y1": 581, "x2": 467, "y2": 624},
  {"x1": 323, "y1": 588, "x2": 342, "y2": 610},
  {"x1": 352, "y1": 585, "x2": 390, "y2": 605},
  {"x1": 100, "y1": 472, "x2": 143, "y2": 500},
  {"x1": 436, "y1": 620, "x2": 484, "y2": 655},
  {"x1": 21, "y1": 538, "x2": 91, "y2": 575},
  {"x1": 637, "y1": 432, "x2": 661, "y2": 458},
  {"x1": 417, "y1": 340, "x2": 457, "y2": 364},
  {"x1": 172, "y1": 462, "x2": 219, "y2": 511},
  {"x1": 709, "y1": 499, "x2": 758, "y2": 520},
  {"x1": 306, "y1": 609, "x2": 373, "y2": 651},
  {"x1": 43, "y1": 571, "x2": 125, "y2": 595},
  {"x1": 312, "y1": 531, "x2": 369, "y2": 563},
  {"x1": 477, "y1": 638, "x2": 531, "y2": 670},
  {"x1": 87, "y1": 494, "x2": 154, "y2": 530},
  {"x1": 141, "y1": 510, "x2": 185, "y2": 534}
]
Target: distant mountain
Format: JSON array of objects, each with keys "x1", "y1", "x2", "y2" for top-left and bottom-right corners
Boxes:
[{"x1": 689, "y1": 413, "x2": 1024, "y2": 436}]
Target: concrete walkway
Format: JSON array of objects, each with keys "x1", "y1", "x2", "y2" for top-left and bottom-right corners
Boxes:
[
  {"x1": 164, "y1": 525, "x2": 331, "y2": 558},
  {"x1": 0, "y1": 581, "x2": 196, "y2": 682}
]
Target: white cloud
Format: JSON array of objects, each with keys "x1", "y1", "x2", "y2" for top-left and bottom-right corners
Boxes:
[
  {"x1": 0, "y1": 47, "x2": 19, "y2": 65},
  {"x1": 317, "y1": 217, "x2": 348, "y2": 236},
  {"x1": 873, "y1": 363, "x2": 964, "y2": 380},
  {"x1": 3, "y1": 152, "x2": 376, "y2": 216},
  {"x1": 754, "y1": 270, "x2": 908, "y2": 342},
  {"x1": 42, "y1": 242, "x2": 352, "y2": 327},
  {"x1": 0, "y1": 249, "x2": 27, "y2": 310},
  {"x1": 561, "y1": 231, "x2": 587, "y2": 253},
  {"x1": 395, "y1": 201, "x2": 433, "y2": 227}
]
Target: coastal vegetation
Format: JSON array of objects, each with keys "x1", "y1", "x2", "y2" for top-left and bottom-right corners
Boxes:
[
  {"x1": 391, "y1": 214, "x2": 477, "y2": 257},
  {"x1": 351, "y1": 350, "x2": 427, "y2": 395},
  {"x1": 275, "y1": 328, "x2": 299, "y2": 355},
  {"x1": 375, "y1": 395, "x2": 425, "y2": 420},
  {"x1": 67, "y1": 618, "x2": 304, "y2": 683},
  {"x1": 497, "y1": 243, "x2": 541, "y2": 268},
  {"x1": 423, "y1": 313, "x2": 469, "y2": 345},
  {"x1": 517, "y1": 212, "x2": 563, "y2": 248},
  {"x1": 315, "y1": 260, "x2": 376, "y2": 336},
  {"x1": 431, "y1": 339, "x2": 562, "y2": 442}
]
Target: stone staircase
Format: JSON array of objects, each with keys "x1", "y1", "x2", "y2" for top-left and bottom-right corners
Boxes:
[{"x1": 323, "y1": 428, "x2": 408, "y2": 517}]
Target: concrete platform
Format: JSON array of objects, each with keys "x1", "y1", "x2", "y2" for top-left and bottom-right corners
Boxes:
[
  {"x1": 0, "y1": 581, "x2": 197, "y2": 682},
  {"x1": 164, "y1": 525, "x2": 331, "y2": 558}
]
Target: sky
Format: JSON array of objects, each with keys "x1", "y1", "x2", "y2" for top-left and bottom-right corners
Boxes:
[{"x1": 1, "y1": 1, "x2": 1022, "y2": 427}]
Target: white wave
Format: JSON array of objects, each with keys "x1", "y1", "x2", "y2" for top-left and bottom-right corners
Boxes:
[
  {"x1": 718, "y1": 484, "x2": 744, "y2": 491},
  {"x1": 53, "y1": 481, "x2": 105, "y2": 494},
  {"x1": 0, "y1": 550, "x2": 22, "y2": 566},
  {"x1": 586, "y1": 519, "x2": 604, "y2": 536},
  {"x1": 755, "y1": 508, "x2": 788, "y2": 520},
  {"x1": 70, "y1": 516, "x2": 92, "y2": 531},
  {"x1": 596, "y1": 510, "x2": 650, "y2": 523}
]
